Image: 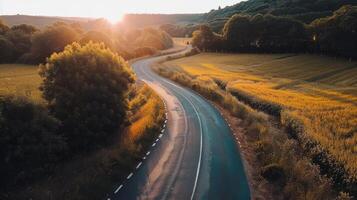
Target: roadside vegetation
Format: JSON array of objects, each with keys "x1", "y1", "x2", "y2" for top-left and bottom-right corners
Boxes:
[
  {"x1": 0, "y1": 37, "x2": 166, "y2": 198},
  {"x1": 1, "y1": 83, "x2": 164, "y2": 199},
  {"x1": 154, "y1": 50, "x2": 357, "y2": 198},
  {"x1": 183, "y1": 4, "x2": 357, "y2": 197}
]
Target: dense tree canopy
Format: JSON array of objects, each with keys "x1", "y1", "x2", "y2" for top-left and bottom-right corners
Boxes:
[
  {"x1": 0, "y1": 96, "x2": 66, "y2": 188},
  {"x1": 0, "y1": 35, "x2": 14, "y2": 63},
  {"x1": 193, "y1": 6, "x2": 356, "y2": 58},
  {"x1": 311, "y1": 5, "x2": 357, "y2": 58},
  {"x1": 39, "y1": 42, "x2": 135, "y2": 150},
  {"x1": 160, "y1": 23, "x2": 198, "y2": 37},
  {"x1": 79, "y1": 31, "x2": 113, "y2": 49},
  {"x1": 0, "y1": 19, "x2": 174, "y2": 64},
  {"x1": 133, "y1": 28, "x2": 173, "y2": 50},
  {"x1": 5, "y1": 24, "x2": 37, "y2": 60},
  {"x1": 29, "y1": 23, "x2": 79, "y2": 63},
  {"x1": 222, "y1": 14, "x2": 309, "y2": 52},
  {"x1": 0, "y1": 20, "x2": 9, "y2": 35},
  {"x1": 192, "y1": 25, "x2": 223, "y2": 51}
]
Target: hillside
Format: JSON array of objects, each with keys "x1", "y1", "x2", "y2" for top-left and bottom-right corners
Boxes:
[
  {"x1": 202, "y1": 0, "x2": 357, "y2": 32},
  {"x1": 0, "y1": 15, "x2": 93, "y2": 29},
  {"x1": 121, "y1": 13, "x2": 203, "y2": 28}
]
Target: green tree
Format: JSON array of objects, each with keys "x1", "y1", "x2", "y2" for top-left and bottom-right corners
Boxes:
[
  {"x1": 30, "y1": 23, "x2": 79, "y2": 63},
  {"x1": 0, "y1": 36, "x2": 14, "y2": 63},
  {"x1": 5, "y1": 24, "x2": 37, "y2": 61},
  {"x1": 79, "y1": 31, "x2": 113, "y2": 49},
  {"x1": 0, "y1": 96, "x2": 66, "y2": 189},
  {"x1": 311, "y1": 5, "x2": 357, "y2": 59},
  {"x1": 223, "y1": 14, "x2": 255, "y2": 51},
  {"x1": 39, "y1": 42, "x2": 135, "y2": 150},
  {"x1": 0, "y1": 20, "x2": 9, "y2": 35},
  {"x1": 192, "y1": 25, "x2": 223, "y2": 51}
]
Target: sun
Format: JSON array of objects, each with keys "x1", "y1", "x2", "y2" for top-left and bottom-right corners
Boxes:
[{"x1": 104, "y1": 12, "x2": 124, "y2": 24}]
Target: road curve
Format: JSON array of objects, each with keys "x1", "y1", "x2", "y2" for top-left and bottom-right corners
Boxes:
[{"x1": 111, "y1": 49, "x2": 250, "y2": 200}]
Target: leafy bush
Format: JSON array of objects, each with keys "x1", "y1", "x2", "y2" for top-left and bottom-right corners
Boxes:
[
  {"x1": 261, "y1": 164, "x2": 286, "y2": 184},
  {"x1": 134, "y1": 46, "x2": 158, "y2": 57},
  {"x1": 39, "y1": 42, "x2": 135, "y2": 151}
]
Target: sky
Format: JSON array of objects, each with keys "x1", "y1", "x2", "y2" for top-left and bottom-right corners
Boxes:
[{"x1": 0, "y1": 0, "x2": 241, "y2": 22}]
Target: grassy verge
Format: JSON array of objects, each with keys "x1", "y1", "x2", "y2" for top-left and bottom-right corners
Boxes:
[{"x1": 153, "y1": 54, "x2": 356, "y2": 199}]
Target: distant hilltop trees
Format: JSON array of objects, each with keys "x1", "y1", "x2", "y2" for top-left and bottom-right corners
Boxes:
[
  {"x1": 192, "y1": 5, "x2": 357, "y2": 60},
  {"x1": 0, "y1": 19, "x2": 173, "y2": 64}
]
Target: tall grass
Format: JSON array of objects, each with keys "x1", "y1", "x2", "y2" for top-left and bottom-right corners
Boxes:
[
  {"x1": 160, "y1": 53, "x2": 357, "y2": 196},
  {"x1": 153, "y1": 63, "x2": 339, "y2": 199}
]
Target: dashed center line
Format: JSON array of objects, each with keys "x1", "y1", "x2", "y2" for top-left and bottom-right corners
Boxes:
[
  {"x1": 159, "y1": 134, "x2": 163, "y2": 138},
  {"x1": 152, "y1": 143, "x2": 156, "y2": 147},
  {"x1": 127, "y1": 173, "x2": 133, "y2": 179},
  {"x1": 136, "y1": 162, "x2": 142, "y2": 169},
  {"x1": 146, "y1": 151, "x2": 151, "y2": 156},
  {"x1": 161, "y1": 129, "x2": 165, "y2": 133},
  {"x1": 156, "y1": 138, "x2": 159, "y2": 142},
  {"x1": 114, "y1": 184, "x2": 123, "y2": 194}
]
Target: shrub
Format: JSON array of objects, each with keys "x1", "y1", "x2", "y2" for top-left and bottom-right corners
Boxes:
[
  {"x1": 134, "y1": 46, "x2": 158, "y2": 57},
  {"x1": 39, "y1": 42, "x2": 135, "y2": 151},
  {"x1": 0, "y1": 96, "x2": 66, "y2": 189},
  {"x1": 261, "y1": 163, "x2": 286, "y2": 184}
]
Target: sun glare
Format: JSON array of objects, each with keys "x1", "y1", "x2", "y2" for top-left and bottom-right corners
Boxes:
[{"x1": 104, "y1": 12, "x2": 124, "y2": 24}]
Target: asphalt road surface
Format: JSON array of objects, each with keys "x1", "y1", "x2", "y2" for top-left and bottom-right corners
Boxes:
[{"x1": 110, "y1": 49, "x2": 250, "y2": 200}]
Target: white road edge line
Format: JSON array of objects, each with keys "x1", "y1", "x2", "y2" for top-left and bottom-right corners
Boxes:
[
  {"x1": 157, "y1": 71, "x2": 204, "y2": 200},
  {"x1": 127, "y1": 173, "x2": 133, "y2": 179},
  {"x1": 137, "y1": 53, "x2": 204, "y2": 200},
  {"x1": 114, "y1": 184, "x2": 123, "y2": 194}
]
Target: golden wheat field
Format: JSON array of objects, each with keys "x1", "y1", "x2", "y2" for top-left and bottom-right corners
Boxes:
[
  {"x1": 0, "y1": 64, "x2": 43, "y2": 102},
  {"x1": 162, "y1": 53, "x2": 357, "y2": 177}
]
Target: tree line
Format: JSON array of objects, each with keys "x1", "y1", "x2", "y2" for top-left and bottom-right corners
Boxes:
[
  {"x1": 192, "y1": 5, "x2": 357, "y2": 59},
  {"x1": 0, "y1": 20, "x2": 173, "y2": 64}
]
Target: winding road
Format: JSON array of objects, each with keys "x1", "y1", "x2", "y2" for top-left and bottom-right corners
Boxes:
[{"x1": 110, "y1": 48, "x2": 250, "y2": 200}]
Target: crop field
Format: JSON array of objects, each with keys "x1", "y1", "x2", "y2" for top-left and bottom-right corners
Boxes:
[
  {"x1": 162, "y1": 53, "x2": 357, "y2": 178},
  {"x1": 0, "y1": 64, "x2": 43, "y2": 102}
]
